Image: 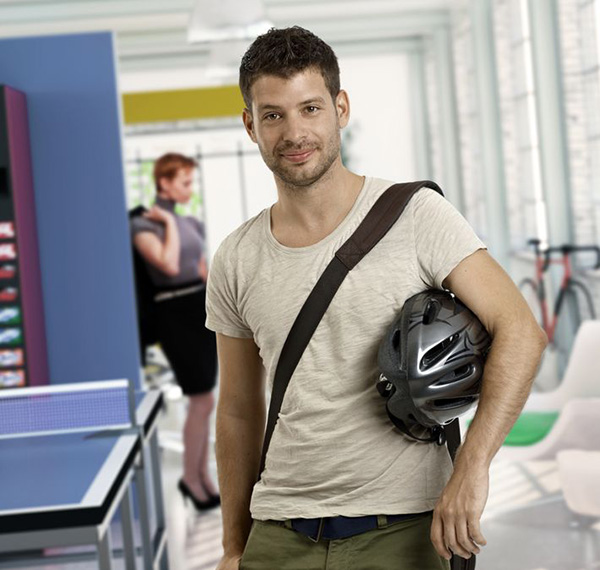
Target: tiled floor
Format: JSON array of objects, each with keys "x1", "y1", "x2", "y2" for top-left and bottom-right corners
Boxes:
[
  {"x1": 4, "y1": 383, "x2": 600, "y2": 570},
  {"x1": 159, "y1": 391, "x2": 224, "y2": 570}
]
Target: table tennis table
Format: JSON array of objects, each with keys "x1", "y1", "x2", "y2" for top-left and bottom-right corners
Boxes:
[{"x1": 0, "y1": 388, "x2": 169, "y2": 570}]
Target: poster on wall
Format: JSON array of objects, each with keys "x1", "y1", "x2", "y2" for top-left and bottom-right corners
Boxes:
[{"x1": 0, "y1": 85, "x2": 49, "y2": 388}]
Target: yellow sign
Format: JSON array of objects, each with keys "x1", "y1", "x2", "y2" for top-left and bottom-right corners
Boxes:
[{"x1": 122, "y1": 85, "x2": 245, "y2": 124}]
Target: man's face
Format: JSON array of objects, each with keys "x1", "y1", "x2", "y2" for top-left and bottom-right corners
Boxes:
[{"x1": 243, "y1": 68, "x2": 349, "y2": 188}]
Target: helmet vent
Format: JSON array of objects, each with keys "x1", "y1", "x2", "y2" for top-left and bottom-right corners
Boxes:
[
  {"x1": 423, "y1": 299, "x2": 441, "y2": 324},
  {"x1": 421, "y1": 334, "x2": 459, "y2": 369},
  {"x1": 433, "y1": 397, "x2": 473, "y2": 410},
  {"x1": 392, "y1": 330, "x2": 401, "y2": 350},
  {"x1": 453, "y1": 364, "x2": 473, "y2": 379}
]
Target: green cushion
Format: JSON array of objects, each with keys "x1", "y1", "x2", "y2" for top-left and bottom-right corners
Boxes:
[
  {"x1": 503, "y1": 412, "x2": 560, "y2": 446},
  {"x1": 468, "y1": 411, "x2": 560, "y2": 446}
]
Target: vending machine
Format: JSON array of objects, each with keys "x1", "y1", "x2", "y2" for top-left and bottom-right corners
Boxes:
[{"x1": 0, "y1": 85, "x2": 49, "y2": 388}]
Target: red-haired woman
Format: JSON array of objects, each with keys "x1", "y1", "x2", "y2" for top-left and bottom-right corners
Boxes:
[{"x1": 131, "y1": 152, "x2": 219, "y2": 511}]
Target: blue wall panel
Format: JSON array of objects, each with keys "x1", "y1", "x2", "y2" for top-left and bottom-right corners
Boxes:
[{"x1": 0, "y1": 32, "x2": 141, "y2": 388}]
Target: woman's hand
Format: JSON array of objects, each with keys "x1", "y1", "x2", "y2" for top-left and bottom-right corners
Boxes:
[{"x1": 143, "y1": 205, "x2": 174, "y2": 225}]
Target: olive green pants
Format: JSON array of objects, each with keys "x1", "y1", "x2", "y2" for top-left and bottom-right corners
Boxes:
[{"x1": 240, "y1": 513, "x2": 451, "y2": 570}]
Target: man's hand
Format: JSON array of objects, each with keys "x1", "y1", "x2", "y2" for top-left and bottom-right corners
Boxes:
[
  {"x1": 430, "y1": 465, "x2": 489, "y2": 560},
  {"x1": 216, "y1": 553, "x2": 243, "y2": 570}
]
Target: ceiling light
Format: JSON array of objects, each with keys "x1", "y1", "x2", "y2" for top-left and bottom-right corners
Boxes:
[{"x1": 188, "y1": 0, "x2": 273, "y2": 43}]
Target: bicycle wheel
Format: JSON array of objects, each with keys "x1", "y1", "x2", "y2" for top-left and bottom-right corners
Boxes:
[
  {"x1": 569, "y1": 279, "x2": 596, "y2": 320},
  {"x1": 519, "y1": 278, "x2": 544, "y2": 330},
  {"x1": 555, "y1": 279, "x2": 595, "y2": 357},
  {"x1": 558, "y1": 279, "x2": 596, "y2": 327}
]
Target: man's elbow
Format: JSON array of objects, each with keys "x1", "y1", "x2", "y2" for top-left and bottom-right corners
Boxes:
[
  {"x1": 523, "y1": 315, "x2": 549, "y2": 353},
  {"x1": 535, "y1": 324, "x2": 549, "y2": 351},
  {"x1": 493, "y1": 314, "x2": 548, "y2": 353}
]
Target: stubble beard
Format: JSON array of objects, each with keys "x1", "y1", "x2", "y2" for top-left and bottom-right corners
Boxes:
[{"x1": 259, "y1": 132, "x2": 342, "y2": 192}]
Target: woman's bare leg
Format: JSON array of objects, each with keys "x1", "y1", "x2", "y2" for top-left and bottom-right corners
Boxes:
[{"x1": 182, "y1": 392, "x2": 215, "y2": 500}]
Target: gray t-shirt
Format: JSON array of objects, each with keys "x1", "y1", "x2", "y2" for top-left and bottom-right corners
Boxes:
[
  {"x1": 205, "y1": 177, "x2": 486, "y2": 520},
  {"x1": 131, "y1": 197, "x2": 206, "y2": 288}
]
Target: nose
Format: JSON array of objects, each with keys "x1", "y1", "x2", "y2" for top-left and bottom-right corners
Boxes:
[{"x1": 281, "y1": 113, "x2": 308, "y2": 146}]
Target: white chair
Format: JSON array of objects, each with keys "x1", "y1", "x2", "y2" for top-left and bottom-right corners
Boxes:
[
  {"x1": 557, "y1": 449, "x2": 600, "y2": 517},
  {"x1": 525, "y1": 320, "x2": 600, "y2": 411},
  {"x1": 495, "y1": 398, "x2": 600, "y2": 461}
]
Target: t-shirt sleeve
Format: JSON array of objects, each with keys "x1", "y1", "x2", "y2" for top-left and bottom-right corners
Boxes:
[
  {"x1": 205, "y1": 244, "x2": 254, "y2": 339},
  {"x1": 412, "y1": 188, "x2": 487, "y2": 290},
  {"x1": 130, "y1": 216, "x2": 162, "y2": 239}
]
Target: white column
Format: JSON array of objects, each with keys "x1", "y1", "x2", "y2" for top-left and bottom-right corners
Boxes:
[{"x1": 471, "y1": 0, "x2": 510, "y2": 268}]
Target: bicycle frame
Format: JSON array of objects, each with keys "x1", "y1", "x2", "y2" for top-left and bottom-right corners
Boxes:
[
  {"x1": 532, "y1": 252, "x2": 572, "y2": 343},
  {"x1": 526, "y1": 239, "x2": 600, "y2": 344}
]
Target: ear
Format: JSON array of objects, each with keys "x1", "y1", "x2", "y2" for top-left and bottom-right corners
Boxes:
[
  {"x1": 157, "y1": 176, "x2": 170, "y2": 194},
  {"x1": 243, "y1": 108, "x2": 258, "y2": 143},
  {"x1": 335, "y1": 90, "x2": 350, "y2": 129}
]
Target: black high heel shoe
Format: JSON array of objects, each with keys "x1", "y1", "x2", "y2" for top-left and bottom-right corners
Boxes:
[
  {"x1": 206, "y1": 490, "x2": 220, "y2": 506},
  {"x1": 178, "y1": 479, "x2": 220, "y2": 511},
  {"x1": 199, "y1": 476, "x2": 221, "y2": 506}
]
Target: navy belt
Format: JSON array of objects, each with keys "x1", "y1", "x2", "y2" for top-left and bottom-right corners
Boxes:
[{"x1": 274, "y1": 511, "x2": 431, "y2": 542}]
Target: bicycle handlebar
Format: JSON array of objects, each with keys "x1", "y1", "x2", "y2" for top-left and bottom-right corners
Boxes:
[{"x1": 526, "y1": 240, "x2": 600, "y2": 271}]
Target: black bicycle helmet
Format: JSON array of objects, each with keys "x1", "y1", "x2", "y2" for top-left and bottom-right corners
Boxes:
[{"x1": 377, "y1": 289, "x2": 491, "y2": 445}]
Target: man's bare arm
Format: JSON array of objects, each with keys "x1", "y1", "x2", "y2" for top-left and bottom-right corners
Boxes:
[
  {"x1": 430, "y1": 250, "x2": 547, "y2": 560},
  {"x1": 215, "y1": 333, "x2": 266, "y2": 569}
]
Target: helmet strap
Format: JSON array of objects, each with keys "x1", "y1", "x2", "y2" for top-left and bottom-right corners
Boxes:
[{"x1": 387, "y1": 410, "x2": 446, "y2": 446}]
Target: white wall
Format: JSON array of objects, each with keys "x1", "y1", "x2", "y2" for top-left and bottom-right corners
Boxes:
[{"x1": 340, "y1": 52, "x2": 416, "y2": 182}]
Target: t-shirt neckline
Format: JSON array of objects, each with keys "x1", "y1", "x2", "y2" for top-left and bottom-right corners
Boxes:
[{"x1": 264, "y1": 176, "x2": 371, "y2": 255}]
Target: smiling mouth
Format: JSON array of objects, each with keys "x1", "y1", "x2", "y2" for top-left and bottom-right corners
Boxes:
[{"x1": 281, "y1": 149, "x2": 315, "y2": 163}]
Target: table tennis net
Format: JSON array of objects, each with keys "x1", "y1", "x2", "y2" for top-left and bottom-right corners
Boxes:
[{"x1": 0, "y1": 382, "x2": 133, "y2": 437}]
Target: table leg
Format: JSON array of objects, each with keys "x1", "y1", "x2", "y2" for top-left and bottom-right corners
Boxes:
[
  {"x1": 150, "y1": 430, "x2": 170, "y2": 569},
  {"x1": 135, "y1": 462, "x2": 153, "y2": 569},
  {"x1": 120, "y1": 484, "x2": 137, "y2": 570},
  {"x1": 97, "y1": 528, "x2": 114, "y2": 570},
  {"x1": 150, "y1": 431, "x2": 166, "y2": 530}
]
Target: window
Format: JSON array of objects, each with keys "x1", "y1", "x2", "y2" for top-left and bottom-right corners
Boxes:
[
  {"x1": 559, "y1": 0, "x2": 600, "y2": 246},
  {"x1": 451, "y1": 11, "x2": 487, "y2": 239},
  {"x1": 424, "y1": 39, "x2": 444, "y2": 184},
  {"x1": 493, "y1": 0, "x2": 548, "y2": 249}
]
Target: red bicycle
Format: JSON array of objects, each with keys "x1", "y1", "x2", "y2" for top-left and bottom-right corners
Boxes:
[{"x1": 520, "y1": 239, "x2": 599, "y2": 346}]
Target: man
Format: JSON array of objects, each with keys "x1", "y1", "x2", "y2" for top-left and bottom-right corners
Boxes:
[{"x1": 206, "y1": 26, "x2": 547, "y2": 570}]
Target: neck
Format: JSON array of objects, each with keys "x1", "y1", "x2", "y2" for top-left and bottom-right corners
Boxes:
[
  {"x1": 155, "y1": 193, "x2": 176, "y2": 213},
  {"x1": 271, "y1": 163, "x2": 365, "y2": 247}
]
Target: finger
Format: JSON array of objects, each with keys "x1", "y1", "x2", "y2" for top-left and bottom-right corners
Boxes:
[
  {"x1": 431, "y1": 511, "x2": 452, "y2": 560},
  {"x1": 468, "y1": 517, "x2": 487, "y2": 547},
  {"x1": 443, "y1": 516, "x2": 472, "y2": 560},
  {"x1": 455, "y1": 516, "x2": 480, "y2": 556}
]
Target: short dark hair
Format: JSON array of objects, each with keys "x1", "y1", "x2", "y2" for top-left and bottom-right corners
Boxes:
[{"x1": 239, "y1": 26, "x2": 340, "y2": 109}]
